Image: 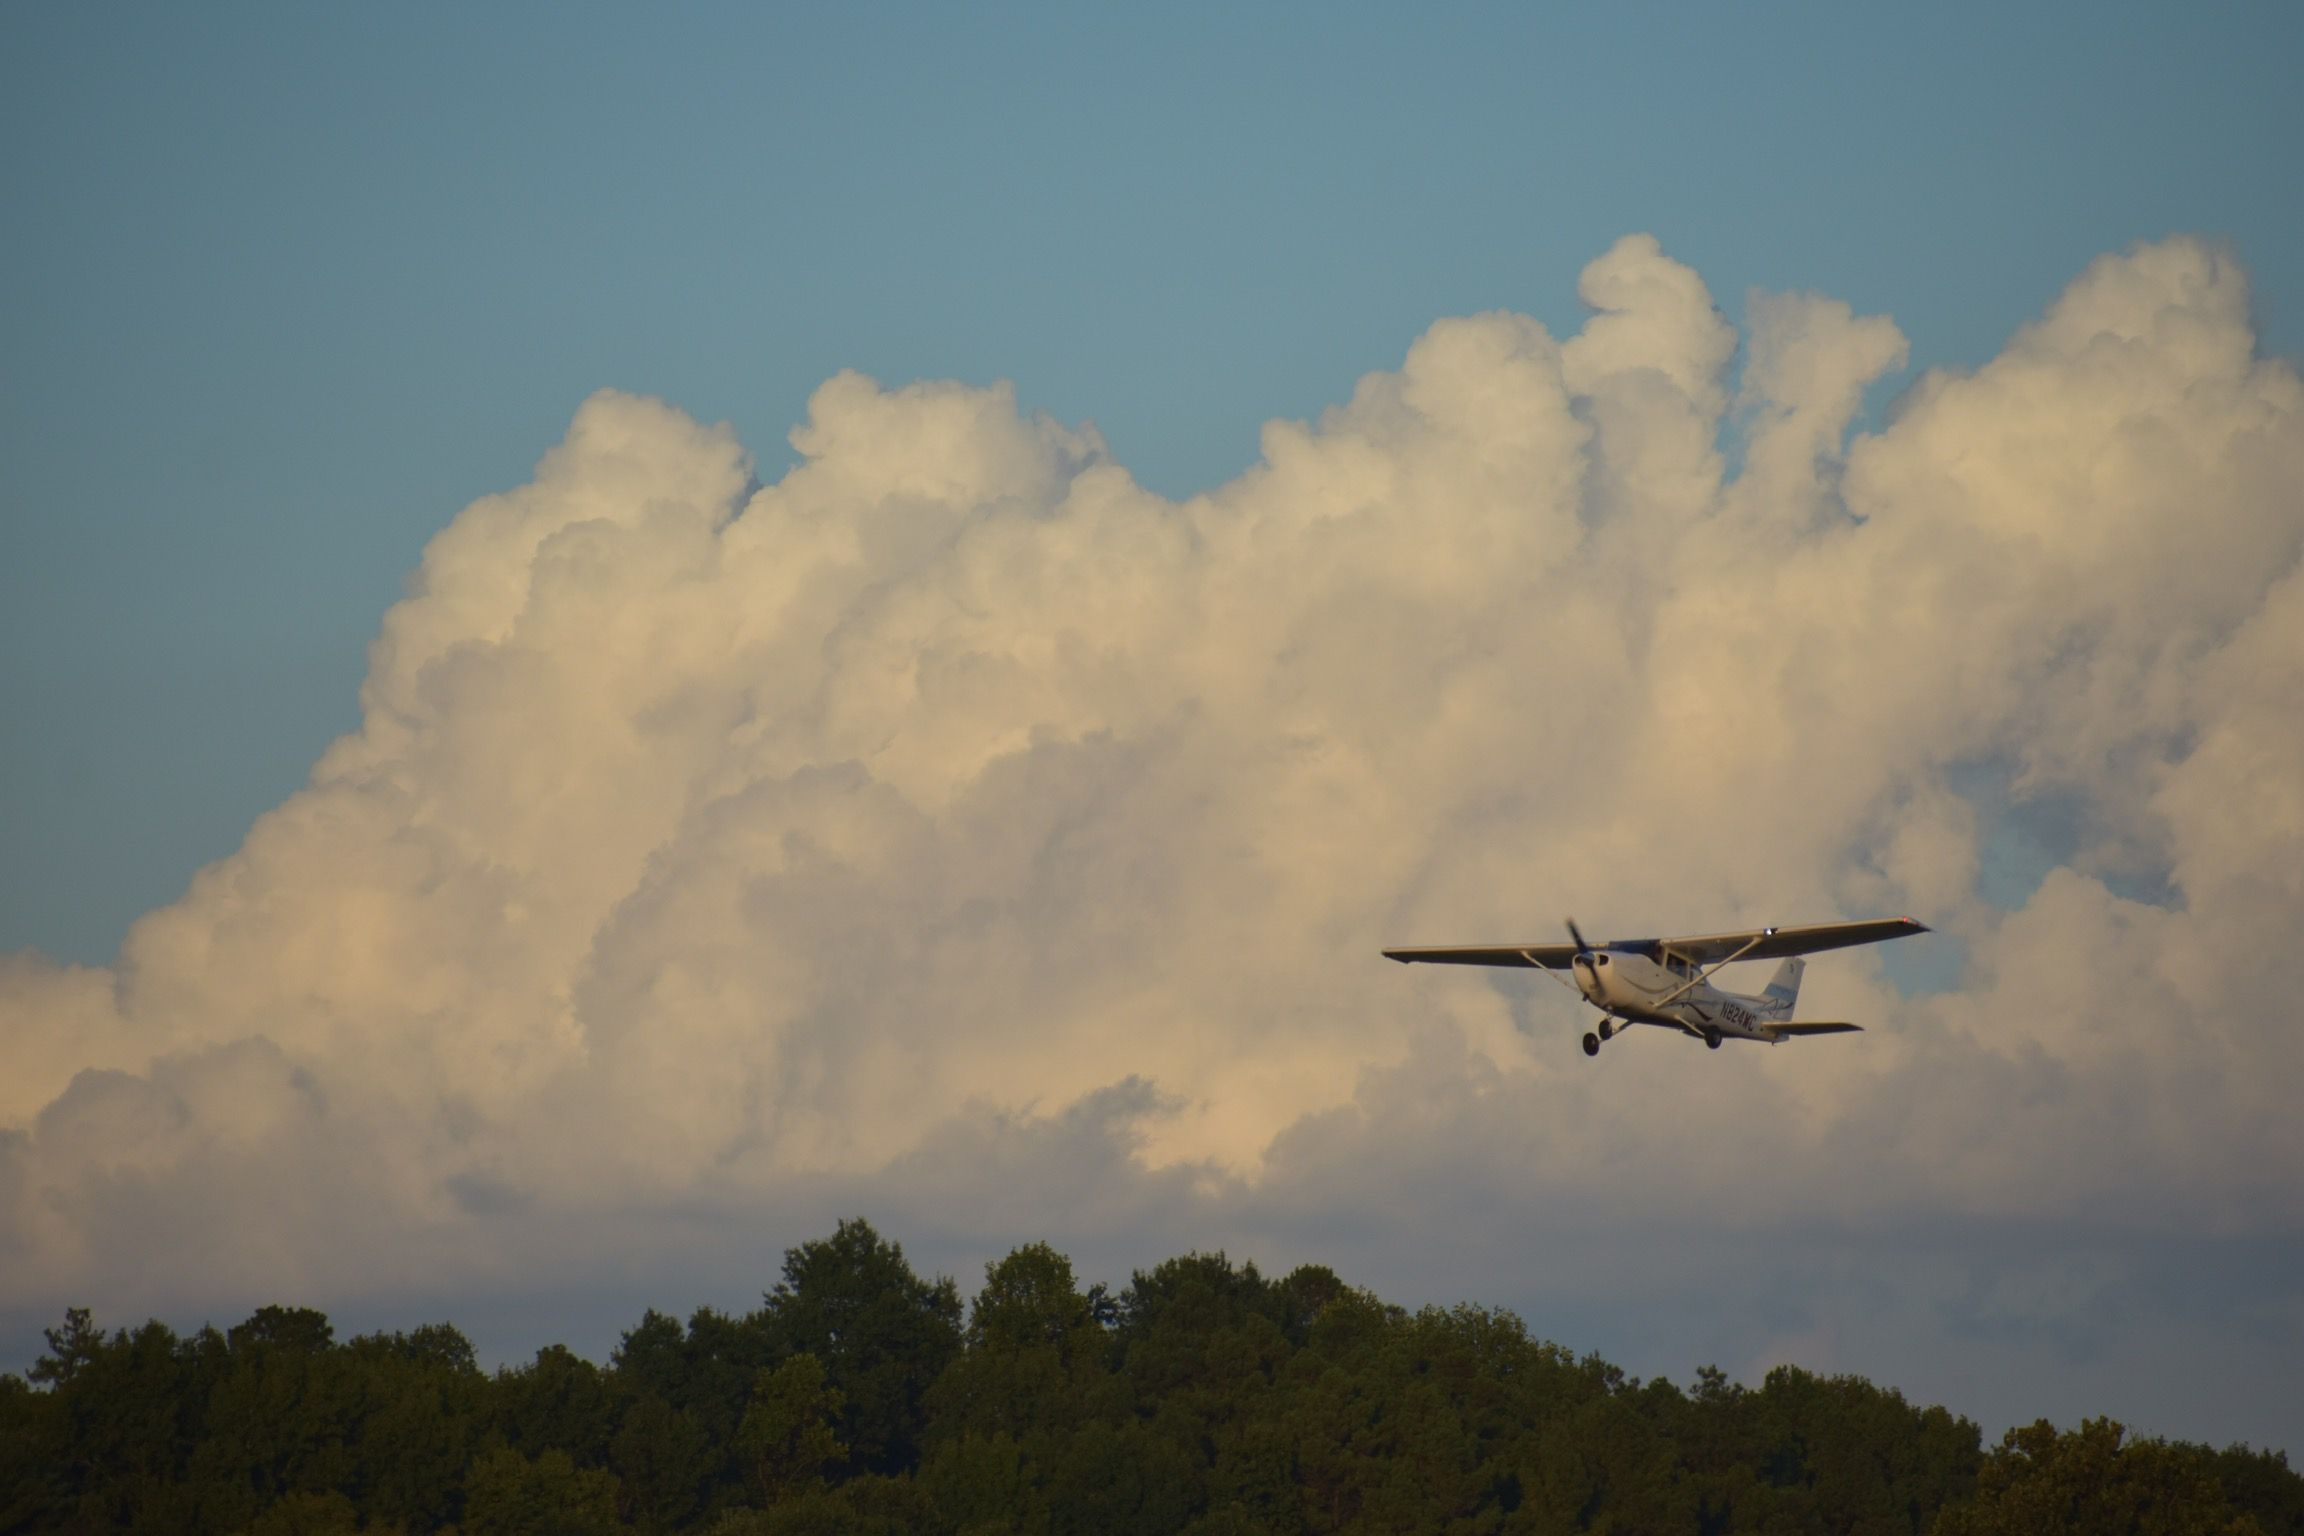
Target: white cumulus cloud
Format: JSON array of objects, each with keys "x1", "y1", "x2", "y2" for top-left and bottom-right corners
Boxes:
[{"x1": 3, "y1": 233, "x2": 2299, "y2": 1449}]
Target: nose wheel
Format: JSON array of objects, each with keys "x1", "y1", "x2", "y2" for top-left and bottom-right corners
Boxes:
[{"x1": 1582, "y1": 1032, "x2": 1600, "y2": 1057}]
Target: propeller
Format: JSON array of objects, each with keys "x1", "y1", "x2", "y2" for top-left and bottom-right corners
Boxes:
[{"x1": 1566, "y1": 918, "x2": 1607, "y2": 1024}]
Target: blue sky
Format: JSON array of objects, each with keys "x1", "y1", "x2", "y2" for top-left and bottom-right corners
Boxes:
[{"x1": 6, "y1": 0, "x2": 2298, "y2": 963}]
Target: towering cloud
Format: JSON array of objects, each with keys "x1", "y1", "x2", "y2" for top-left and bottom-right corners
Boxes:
[{"x1": 4, "y1": 236, "x2": 2299, "y2": 1446}]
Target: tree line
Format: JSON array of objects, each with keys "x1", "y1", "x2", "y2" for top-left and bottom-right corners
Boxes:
[{"x1": 3, "y1": 1218, "x2": 2296, "y2": 1534}]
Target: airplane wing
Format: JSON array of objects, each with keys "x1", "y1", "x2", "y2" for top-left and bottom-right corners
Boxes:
[
  {"x1": 1381, "y1": 943, "x2": 1580, "y2": 969},
  {"x1": 1382, "y1": 918, "x2": 1927, "y2": 969},
  {"x1": 1660, "y1": 917, "x2": 1928, "y2": 963}
]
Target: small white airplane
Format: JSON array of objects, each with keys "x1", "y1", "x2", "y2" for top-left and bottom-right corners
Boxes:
[{"x1": 1383, "y1": 917, "x2": 1927, "y2": 1057}]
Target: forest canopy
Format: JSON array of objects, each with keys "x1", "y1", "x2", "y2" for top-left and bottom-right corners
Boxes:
[{"x1": 4, "y1": 1219, "x2": 2295, "y2": 1535}]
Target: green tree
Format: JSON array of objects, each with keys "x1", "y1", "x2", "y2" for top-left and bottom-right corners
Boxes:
[
  {"x1": 1933, "y1": 1418, "x2": 2262, "y2": 1536},
  {"x1": 1510, "y1": 1389, "x2": 1688, "y2": 1535},
  {"x1": 610, "y1": 1393, "x2": 718, "y2": 1533},
  {"x1": 1283, "y1": 1307, "x2": 1522, "y2": 1535},
  {"x1": 338, "y1": 1323, "x2": 488, "y2": 1531},
  {"x1": 34, "y1": 1314, "x2": 222, "y2": 1533},
  {"x1": 764, "y1": 1218, "x2": 963, "y2": 1477},
  {"x1": 1042, "y1": 1418, "x2": 1200, "y2": 1536},
  {"x1": 14, "y1": 1239, "x2": 2300, "y2": 1536},
  {"x1": 28, "y1": 1307, "x2": 106, "y2": 1388},
  {"x1": 608, "y1": 1303, "x2": 781, "y2": 1521},
  {"x1": 189, "y1": 1308, "x2": 361, "y2": 1531},
  {"x1": 1702, "y1": 1363, "x2": 1981, "y2": 1535},
  {"x1": 917, "y1": 1429, "x2": 1049, "y2": 1536},
  {"x1": 0, "y1": 1368, "x2": 65, "y2": 1532},
  {"x1": 1202, "y1": 1415, "x2": 1302, "y2": 1536},
  {"x1": 2207, "y1": 1444, "x2": 2304, "y2": 1536},
  {"x1": 929, "y1": 1243, "x2": 1114, "y2": 1447},
  {"x1": 613, "y1": 1309, "x2": 690, "y2": 1403},
  {"x1": 970, "y1": 1242, "x2": 1098, "y2": 1354},
  {"x1": 740, "y1": 1354, "x2": 847, "y2": 1505},
  {"x1": 705, "y1": 1474, "x2": 936, "y2": 1536},
  {"x1": 495, "y1": 1343, "x2": 620, "y2": 1466},
  {"x1": 1180, "y1": 1506, "x2": 1282, "y2": 1536},
  {"x1": 462, "y1": 1443, "x2": 622, "y2": 1536},
  {"x1": 233, "y1": 1489, "x2": 367, "y2": 1536},
  {"x1": 1269, "y1": 1266, "x2": 1349, "y2": 1348},
  {"x1": 682, "y1": 1305, "x2": 786, "y2": 1447},
  {"x1": 230, "y1": 1306, "x2": 337, "y2": 1356},
  {"x1": 1117, "y1": 1252, "x2": 1291, "y2": 1461}
]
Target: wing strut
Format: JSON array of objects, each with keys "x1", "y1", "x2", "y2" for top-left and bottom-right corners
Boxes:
[{"x1": 1527, "y1": 951, "x2": 1592, "y2": 1005}]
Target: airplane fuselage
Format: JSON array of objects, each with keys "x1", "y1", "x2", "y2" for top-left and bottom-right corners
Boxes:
[{"x1": 1573, "y1": 948, "x2": 1791, "y2": 1042}]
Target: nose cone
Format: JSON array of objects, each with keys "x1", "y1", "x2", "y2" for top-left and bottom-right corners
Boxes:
[{"x1": 1573, "y1": 950, "x2": 1607, "y2": 999}]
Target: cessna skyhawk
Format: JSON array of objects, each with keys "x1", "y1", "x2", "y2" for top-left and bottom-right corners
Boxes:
[{"x1": 1383, "y1": 917, "x2": 1927, "y2": 1057}]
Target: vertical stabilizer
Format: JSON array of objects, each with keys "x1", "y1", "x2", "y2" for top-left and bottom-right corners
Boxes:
[{"x1": 1762, "y1": 956, "x2": 1805, "y2": 1012}]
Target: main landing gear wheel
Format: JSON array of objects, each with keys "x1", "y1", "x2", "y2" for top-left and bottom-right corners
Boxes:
[
  {"x1": 1582, "y1": 1032, "x2": 1601, "y2": 1057},
  {"x1": 1597, "y1": 1019, "x2": 1614, "y2": 1042},
  {"x1": 1703, "y1": 1027, "x2": 1723, "y2": 1050}
]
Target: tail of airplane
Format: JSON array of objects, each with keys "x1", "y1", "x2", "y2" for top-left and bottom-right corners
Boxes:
[{"x1": 1762, "y1": 956, "x2": 1804, "y2": 1013}]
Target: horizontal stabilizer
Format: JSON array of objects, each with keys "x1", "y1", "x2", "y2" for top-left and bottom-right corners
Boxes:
[{"x1": 1767, "y1": 1022, "x2": 1863, "y2": 1037}]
